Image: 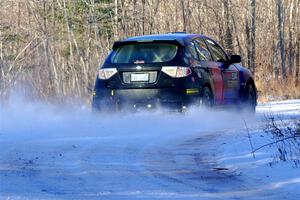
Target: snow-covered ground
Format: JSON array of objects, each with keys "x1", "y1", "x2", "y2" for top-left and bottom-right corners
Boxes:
[{"x1": 0, "y1": 99, "x2": 300, "y2": 200}]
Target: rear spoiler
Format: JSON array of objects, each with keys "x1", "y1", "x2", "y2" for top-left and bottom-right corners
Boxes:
[{"x1": 112, "y1": 39, "x2": 184, "y2": 50}]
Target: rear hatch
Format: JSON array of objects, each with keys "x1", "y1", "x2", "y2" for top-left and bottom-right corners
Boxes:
[{"x1": 105, "y1": 41, "x2": 182, "y2": 88}]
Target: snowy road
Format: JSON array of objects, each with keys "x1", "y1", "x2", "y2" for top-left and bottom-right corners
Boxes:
[{"x1": 0, "y1": 100, "x2": 300, "y2": 199}]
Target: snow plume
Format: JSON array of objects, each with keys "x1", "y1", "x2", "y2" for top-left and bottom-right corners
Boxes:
[
  {"x1": 0, "y1": 93, "x2": 258, "y2": 200},
  {"x1": 2, "y1": 95, "x2": 300, "y2": 200},
  {"x1": 0, "y1": 94, "x2": 255, "y2": 142}
]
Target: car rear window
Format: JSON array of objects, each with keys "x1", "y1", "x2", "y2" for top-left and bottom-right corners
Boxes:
[{"x1": 111, "y1": 43, "x2": 178, "y2": 64}]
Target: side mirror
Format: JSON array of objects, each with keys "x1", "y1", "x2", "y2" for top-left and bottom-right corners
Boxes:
[
  {"x1": 222, "y1": 55, "x2": 242, "y2": 70},
  {"x1": 229, "y1": 55, "x2": 241, "y2": 64}
]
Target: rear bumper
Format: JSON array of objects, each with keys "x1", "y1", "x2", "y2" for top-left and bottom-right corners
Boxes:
[{"x1": 92, "y1": 88, "x2": 200, "y2": 111}]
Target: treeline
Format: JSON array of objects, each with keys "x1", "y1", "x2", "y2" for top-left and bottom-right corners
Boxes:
[{"x1": 0, "y1": 0, "x2": 299, "y2": 103}]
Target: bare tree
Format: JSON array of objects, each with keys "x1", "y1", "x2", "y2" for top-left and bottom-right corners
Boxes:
[
  {"x1": 223, "y1": 0, "x2": 233, "y2": 55},
  {"x1": 277, "y1": 0, "x2": 286, "y2": 80},
  {"x1": 246, "y1": 0, "x2": 256, "y2": 75}
]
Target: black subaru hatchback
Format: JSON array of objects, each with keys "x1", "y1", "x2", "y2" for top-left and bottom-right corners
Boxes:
[{"x1": 92, "y1": 33, "x2": 257, "y2": 112}]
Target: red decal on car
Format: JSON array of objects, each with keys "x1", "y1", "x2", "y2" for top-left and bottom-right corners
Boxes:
[{"x1": 211, "y1": 67, "x2": 224, "y2": 104}]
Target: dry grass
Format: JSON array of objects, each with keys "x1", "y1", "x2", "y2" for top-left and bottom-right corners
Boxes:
[{"x1": 256, "y1": 78, "x2": 300, "y2": 102}]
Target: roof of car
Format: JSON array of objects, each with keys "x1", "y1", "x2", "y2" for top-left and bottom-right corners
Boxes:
[
  {"x1": 124, "y1": 33, "x2": 201, "y2": 43},
  {"x1": 111, "y1": 33, "x2": 215, "y2": 50}
]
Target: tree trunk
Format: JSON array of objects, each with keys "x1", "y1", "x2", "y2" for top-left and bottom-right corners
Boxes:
[
  {"x1": 287, "y1": 0, "x2": 295, "y2": 77},
  {"x1": 277, "y1": 0, "x2": 286, "y2": 80},
  {"x1": 43, "y1": 0, "x2": 55, "y2": 97},
  {"x1": 250, "y1": 0, "x2": 256, "y2": 76},
  {"x1": 223, "y1": 0, "x2": 233, "y2": 55},
  {"x1": 142, "y1": 0, "x2": 145, "y2": 35},
  {"x1": 0, "y1": 59, "x2": 4, "y2": 99},
  {"x1": 0, "y1": 30, "x2": 3, "y2": 61},
  {"x1": 181, "y1": 0, "x2": 187, "y2": 32},
  {"x1": 246, "y1": 0, "x2": 256, "y2": 75},
  {"x1": 114, "y1": 0, "x2": 118, "y2": 40},
  {"x1": 273, "y1": 41, "x2": 279, "y2": 80},
  {"x1": 295, "y1": 0, "x2": 300, "y2": 84},
  {"x1": 296, "y1": 36, "x2": 300, "y2": 84}
]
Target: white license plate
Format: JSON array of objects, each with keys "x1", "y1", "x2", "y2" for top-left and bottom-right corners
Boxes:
[{"x1": 130, "y1": 73, "x2": 149, "y2": 82}]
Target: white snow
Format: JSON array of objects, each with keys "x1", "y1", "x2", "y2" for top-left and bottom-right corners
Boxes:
[{"x1": 0, "y1": 98, "x2": 300, "y2": 200}]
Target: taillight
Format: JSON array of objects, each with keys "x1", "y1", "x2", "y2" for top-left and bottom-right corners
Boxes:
[
  {"x1": 161, "y1": 66, "x2": 192, "y2": 78},
  {"x1": 98, "y1": 68, "x2": 118, "y2": 80}
]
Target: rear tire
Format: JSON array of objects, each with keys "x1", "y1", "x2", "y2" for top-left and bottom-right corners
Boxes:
[{"x1": 200, "y1": 87, "x2": 213, "y2": 108}]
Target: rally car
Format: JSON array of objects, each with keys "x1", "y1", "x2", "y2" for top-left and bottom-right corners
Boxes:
[{"x1": 92, "y1": 33, "x2": 257, "y2": 112}]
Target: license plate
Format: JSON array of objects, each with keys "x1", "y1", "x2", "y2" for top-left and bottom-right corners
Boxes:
[{"x1": 130, "y1": 73, "x2": 149, "y2": 82}]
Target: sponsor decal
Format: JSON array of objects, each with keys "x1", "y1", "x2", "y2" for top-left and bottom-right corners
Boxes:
[
  {"x1": 226, "y1": 72, "x2": 238, "y2": 80},
  {"x1": 186, "y1": 88, "x2": 199, "y2": 95}
]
